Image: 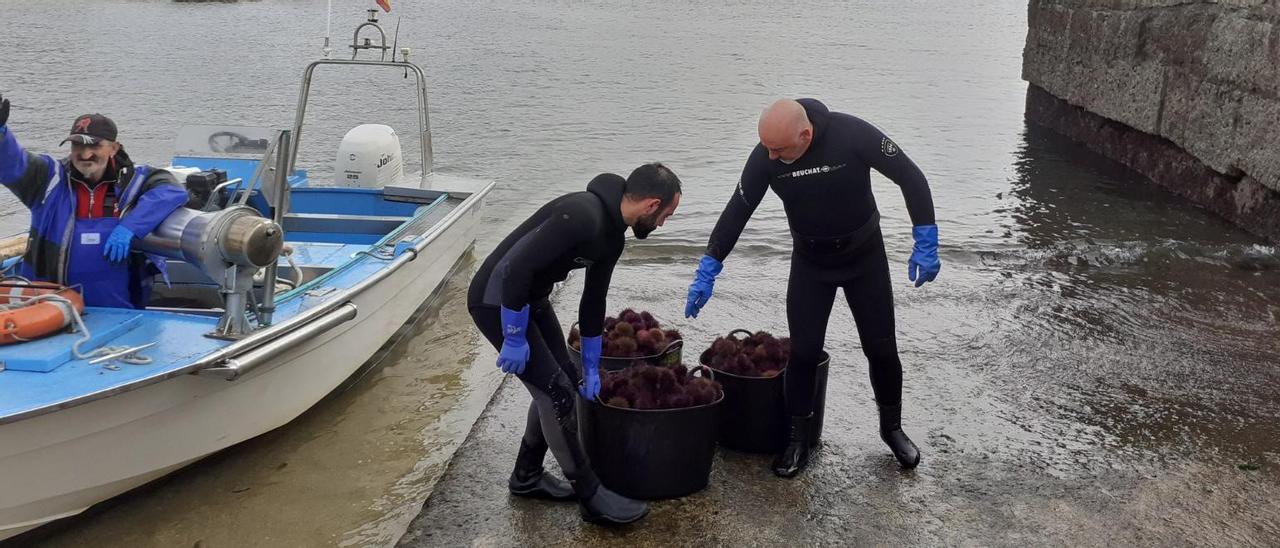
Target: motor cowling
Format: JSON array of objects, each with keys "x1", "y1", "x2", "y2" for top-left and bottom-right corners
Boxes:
[{"x1": 334, "y1": 124, "x2": 404, "y2": 188}]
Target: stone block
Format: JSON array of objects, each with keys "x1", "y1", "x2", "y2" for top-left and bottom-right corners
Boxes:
[
  {"x1": 1066, "y1": 62, "x2": 1165, "y2": 133},
  {"x1": 1027, "y1": 2, "x2": 1073, "y2": 51},
  {"x1": 1156, "y1": 71, "x2": 1280, "y2": 193},
  {"x1": 1027, "y1": 3, "x2": 1162, "y2": 132},
  {"x1": 1065, "y1": 9, "x2": 1146, "y2": 67},
  {"x1": 1023, "y1": 3, "x2": 1074, "y2": 82},
  {"x1": 1233, "y1": 177, "x2": 1280, "y2": 240},
  {"x1": 1137, "y1": 8, "x2": 1217, "y2": 67},
  {"x1": 1216, "y1": 0, "x2": 1269, "y2": 9},
  {"x1": 1158, "y1": 70, "x2": 1245, "y2": 175},
  {"x1": 1203, "y1": 16, "x2": 1278, "y2": 98},
  {"x1": 1048, "y1": 0, "x2": 1266, "y2": 9},
  {"x1": 1040, "y1": 0, "x2": 1196, "y2": 9},
  {"x1": 1236, "y1": 94, "x2": 1280, "y2": 192},
  {"x1": 1023, "y1": 2, "x2": 1280, "y2": 243}
]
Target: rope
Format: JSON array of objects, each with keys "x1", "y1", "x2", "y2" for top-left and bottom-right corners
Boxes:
[
  {"x1": 287, "y1": 248, "x2": 304, "y2": 287},
  {"x1": 353, "y1": 249, "x2": 396, "y2": 261}
]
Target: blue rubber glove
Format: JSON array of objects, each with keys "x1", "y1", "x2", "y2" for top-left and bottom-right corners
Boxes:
[
  {"x1": 578, "y1": 335, "x2": 602, "y2": 401},
  {"x1": 103, "y1": 225, "x2": 135, "y2": 263},
  {"x1": 497, "y1": 305, "x2": 531, "y2": 374},
  {"x1": 908, "y1": 224, "x2": 941, "y2": 288},
  {"x1": 684, "y1": 254, "x2": 723, "y2": 318}
]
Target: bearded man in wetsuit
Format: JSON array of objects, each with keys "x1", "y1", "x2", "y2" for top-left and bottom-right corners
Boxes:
[
  {"x1": 468, "y1": 163, "x2": 681, "y2": 525},
  {"x1": 685, "y1": 99, "x2": 940, "y2": 477}
]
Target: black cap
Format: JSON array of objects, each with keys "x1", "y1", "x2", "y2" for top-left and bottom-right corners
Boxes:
[{"x1": 61, "y1": 113, "x2": 117, "y2": 146}]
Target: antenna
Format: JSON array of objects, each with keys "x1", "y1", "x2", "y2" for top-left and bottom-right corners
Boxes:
[
  {"x1": 391, "y1": 17, "x2": 401, "y2": 63},
  {"x1": 322, "y1": 0, "x2": 333, "y2": 58}
]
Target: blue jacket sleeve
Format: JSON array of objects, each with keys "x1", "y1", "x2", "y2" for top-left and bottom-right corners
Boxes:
[
  {"x1": 0, "y1": 127, "x2": 56, "y2": 209},
  {"x1": 119, "y1": 172, "x2": 188, "y2": 238}
]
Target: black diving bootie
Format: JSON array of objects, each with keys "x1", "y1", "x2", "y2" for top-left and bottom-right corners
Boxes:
[
  {"x1": 771, "y1": 414, "x2": 813, "y2": 478},
  {"x1": 878, "y1": 403, "x2": 921, "y2": 468},
  {"x1": 578, "y1": 484, "x2": 648, "y2": 526},
  {"x1": 508, "y1": 439, "x2": 575, "y2": 501}
]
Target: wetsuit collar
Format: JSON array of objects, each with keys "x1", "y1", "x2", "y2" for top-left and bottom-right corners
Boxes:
[
  {"x1": 797, "y1": 98, "x2": 830, "y2": 145},
  {"x1": 585, "y1": 173, "x2": 628, "y2": 233}
]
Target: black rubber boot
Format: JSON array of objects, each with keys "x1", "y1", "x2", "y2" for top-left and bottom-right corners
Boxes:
[
  {"x1": 878, "y1": 402, "x2": 920, "y2": 468},
  {"x1": 508, "y1": 439, "x2": 575, "y2": 501},
  {"x1": 578, "y1": 484, "x2": 649, "y2": 526},
  {"x1": 510, "y1": 375, "x2": 645, "y2": 524},
  {"x1": 771, "y1": 414, "x2": 813, "y2": 478}
]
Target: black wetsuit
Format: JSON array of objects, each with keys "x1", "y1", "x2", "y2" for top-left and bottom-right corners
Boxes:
[
  {"x1": 705, "y1": 99, "x2": 935, "y2": 417},
  {"x1": 468, "y1": 173, "x2": 626, "y2": 498}
]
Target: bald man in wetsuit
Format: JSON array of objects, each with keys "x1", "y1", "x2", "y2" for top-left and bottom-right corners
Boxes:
[
  {"x1": 469, "y1": 163, "x2": 681, "y2": 525},
  {"x1": 685, "y1": 99, "x2": 940, "y2": 477}
]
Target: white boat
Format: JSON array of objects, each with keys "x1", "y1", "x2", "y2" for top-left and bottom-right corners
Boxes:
[{"x1": 0, "y1": 10, "x2": 493, "y2": 541}]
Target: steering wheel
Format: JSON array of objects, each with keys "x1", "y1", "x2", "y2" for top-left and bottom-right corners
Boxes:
[{"x1": 208, "y1": 131, "x2": 270, "y2": 154}]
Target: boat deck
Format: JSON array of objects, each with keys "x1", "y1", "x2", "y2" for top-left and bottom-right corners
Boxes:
[
  {"x1": 0, "y1": 188, "x2": 464, "y2": 425},
  {"x1": 0, "y1": 308, "x2": 225, "y2": 420}
]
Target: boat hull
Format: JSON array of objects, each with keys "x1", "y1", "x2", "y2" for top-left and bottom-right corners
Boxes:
[{"x1": 0, "y1": 194, "x2": 483, "y2": 541}]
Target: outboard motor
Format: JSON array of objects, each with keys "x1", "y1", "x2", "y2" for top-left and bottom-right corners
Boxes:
[
  {"x1": 334, "y1": 124, "x2": 404, "y2": 188},
  {"x1": 137, "y1": 205, "x2": 284, "y2": 339}
]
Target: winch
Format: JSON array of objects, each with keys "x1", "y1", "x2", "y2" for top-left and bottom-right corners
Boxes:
[
  {"x1": 137, "y1": 205, "x2": 283, "y2": 338},
  {"x1": 138, "y1": 130, "x2": 294, "y2": 339}
]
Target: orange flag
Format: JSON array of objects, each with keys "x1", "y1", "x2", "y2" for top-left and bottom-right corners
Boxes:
[{"x1": 376, "y1": 0, "x2": 390, "y2": 12}]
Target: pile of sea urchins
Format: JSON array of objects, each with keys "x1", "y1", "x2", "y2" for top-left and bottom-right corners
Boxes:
[
  {"x1": 598, "y1": 363, "x2": 721, "y2": 410},
  {"x1": 699, "y1": 330, "x2": 791, "y2": 378},
  {"x1": 568, "y1": 308, "x2": 683, "y2": 358}
]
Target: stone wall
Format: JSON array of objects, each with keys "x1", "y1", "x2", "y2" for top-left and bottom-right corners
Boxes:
[{"x1": 1023, "y1": 0, "x2": 1280, "y2": 242}]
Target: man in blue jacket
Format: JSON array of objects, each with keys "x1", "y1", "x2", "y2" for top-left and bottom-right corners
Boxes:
[{"x1": 0, "y1": 93, "x2": 189, "y2": 309}]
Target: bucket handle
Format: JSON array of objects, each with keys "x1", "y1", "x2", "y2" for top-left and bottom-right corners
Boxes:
[
  {"x1": 660, "y1": 337, "x2": 683, "y2": 354},
  {"x1": 689, "y1": 363, "x2": 715, "y2": 382},
  {"x1": 727, "y1": 328, "x2": 754, "y2": 340}
]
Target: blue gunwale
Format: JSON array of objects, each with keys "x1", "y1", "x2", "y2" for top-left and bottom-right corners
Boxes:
[{"x1": 273, "y1": 188, "x2": 448, "y2": 303}]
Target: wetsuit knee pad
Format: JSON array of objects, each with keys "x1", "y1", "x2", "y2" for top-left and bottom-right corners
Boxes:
[{"x1": 542, "y1": 372, "x2": 578, "y2": 424}]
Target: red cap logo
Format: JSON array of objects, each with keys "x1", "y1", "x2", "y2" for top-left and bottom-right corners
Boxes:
[{"x1": 74, "y1": 117, "x2": 92, "y2": 133}]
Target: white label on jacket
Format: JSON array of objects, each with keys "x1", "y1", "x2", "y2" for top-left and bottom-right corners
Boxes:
[{"x1": 81, "y1": 232, "x2": 101, "y2": 245}]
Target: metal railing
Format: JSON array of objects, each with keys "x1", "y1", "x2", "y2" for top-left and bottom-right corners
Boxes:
[{"x1": 288, "y1": 11, "x2": 433, "y2": 183}]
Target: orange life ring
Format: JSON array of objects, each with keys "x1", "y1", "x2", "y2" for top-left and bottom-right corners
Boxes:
[{"x1": 0, "y1": 281, "x2": 85, "y2": 345}]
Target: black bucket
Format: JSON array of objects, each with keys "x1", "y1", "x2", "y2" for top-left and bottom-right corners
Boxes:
[
  {"x1": 577, "y1": 366, "x2": 721, "y2": 500},
  {"x1": 569, "y1": 330, "x2": 683, "y2": 371},
  {"x1": 704, "y1": 330, "x2": 828, "y2": 454}
]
